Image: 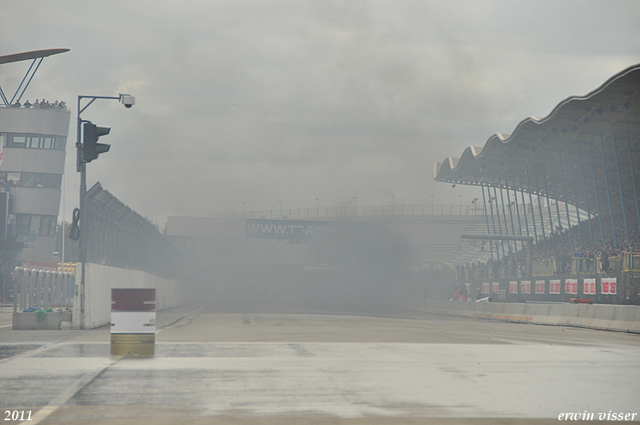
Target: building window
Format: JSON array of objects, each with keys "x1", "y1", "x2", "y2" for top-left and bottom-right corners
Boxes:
[
  {"x1": 15, "y1": 214, "x2": 57, "y2": 236},
  {"x1": 2, "y1": 133, "x2": 66, "y2": 151},
  {"x1": 0, "y1": 172, "x2": 62, "y2": 189}
]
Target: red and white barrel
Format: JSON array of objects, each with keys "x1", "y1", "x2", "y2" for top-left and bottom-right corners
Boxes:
[{"x1": 110, "y1": 288, "x2": 156, "y2": 356}]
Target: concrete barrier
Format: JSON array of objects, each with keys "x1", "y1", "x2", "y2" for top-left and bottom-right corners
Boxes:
[
  {"x1": 12, "y1": 312, "x2": 72, "y2": 330},
  {"x1": 422, "y1": 300, "x2": 640, "y2": 333},
  {"x1": 72, "y1": 263, "x2": 184, "y2": 330}
]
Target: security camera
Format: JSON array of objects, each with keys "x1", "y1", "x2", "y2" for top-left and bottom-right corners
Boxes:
[{"x1": 120, "y1": 95, "x2": 135, "y2": 108}]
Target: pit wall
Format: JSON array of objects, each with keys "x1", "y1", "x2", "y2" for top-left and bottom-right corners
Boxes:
[
  {"x1": 422, "y1": 300, "x2": 640, "y2": 334},
  {"x1": 72, "y1": 263, "x2": 184, "y2": 330}
]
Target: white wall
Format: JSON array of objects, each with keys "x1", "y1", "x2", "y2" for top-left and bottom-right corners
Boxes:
[{"x1": 72, "y1": 263, "x2": 184, "y2": 330}]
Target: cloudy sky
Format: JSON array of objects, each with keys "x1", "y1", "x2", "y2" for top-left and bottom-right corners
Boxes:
[{"x1": 1, "y1": 0, "x2": 639, "y2": 226}]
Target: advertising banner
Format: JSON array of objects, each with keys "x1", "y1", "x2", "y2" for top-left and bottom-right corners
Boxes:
[
  {"x1": 520, "y1": 280, "x2": 531, "y2": 294},
  {"x1": 583, "y1": 278, "x2": 596, "y2": 295},
  {"x1": 535, "y1": 280, "x2": 546, "y2": 294},
  {"x1": 246, "y1": 218, "x2": 338, "y2": 242},
  {"x1": 550, "y1": 279, "x2": 561, "y2": 295},
  {"x1": 564, "y1": 279, "x2": 578, "y2": 295},
  {"x1": 482, "y1": 282, "x2": 490, "y2": 294},
  {"x1": 509, "y1": 281, "x2": 518, "y2": 294},
  {"x1": 492, "y1": 282, "x2": 500, "y2": 294},
  {"x1": 601, "y1": 277, "x2": 617, "y2": 295}
]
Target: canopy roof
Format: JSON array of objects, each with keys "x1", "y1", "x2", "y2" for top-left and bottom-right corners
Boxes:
[
  {"x1": 0, "y1": 48, "x2": 69, "y2": 65},
  {"x1": 435, "y1": 64, "x2": 640, "y2": 222}
]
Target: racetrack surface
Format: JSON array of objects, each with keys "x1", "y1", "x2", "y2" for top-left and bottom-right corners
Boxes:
[{"x1": 1, "y1": 305, "x2": 639, "y2": 424}]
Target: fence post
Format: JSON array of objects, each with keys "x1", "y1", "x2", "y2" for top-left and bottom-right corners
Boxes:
[{"x1": 13, "y1": 267, "x2": 23, "y2": 313}]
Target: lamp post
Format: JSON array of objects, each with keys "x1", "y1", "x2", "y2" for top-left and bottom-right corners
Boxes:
[{"x1": 75, "y1": 93, "x2": 134, "y2": 329}]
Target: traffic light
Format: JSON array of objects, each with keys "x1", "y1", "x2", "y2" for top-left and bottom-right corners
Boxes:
[{"x1": 83, "y1": 122, "x2": 111, "y2": 163}]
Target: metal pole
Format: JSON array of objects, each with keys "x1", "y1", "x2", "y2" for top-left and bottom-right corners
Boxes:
[
  {"x1": 589, "y1": 140, "x2": 605, "y2": 246},
  {"x1": 567, "y1": 151, "x2": 583, "y2": 252},
  {"x1": 534, "y1": 167, "x2": 547, "y2": 250},
  {"x1": 492, "y1": 183, "x2": 506, "y2": 258},
  {"x1": 551, "y1": 151, "x2": 573, "y2": 251},
  {"x1": 627, "y1": 130, "x2": 640, "y2": 236},
  {"x1": 76, "y1": 97, "x2": 87, "y2": 328},
  {"x1": 505, "y1": 182, "x2": 517, "y2": 237},
  {"x1": 600, "y1": 134, "x2": 618, "y2": 247},
  {"x1": 519, "y1": 172, "x2": 530, "y2": 237},
  {"x1": 481, "y1": 186, "x2": 494, "y2": 261},
  {"x1": 526, "y1": 170, "x2": 539, "y2": 249},
  {"x1": 613, "y1": 133, "x2": 631, "y2": 249},
  {"x1": 579, "y1": 147, "x2": 595, "y2": 247},
  {"x1": 498, "y1": 182, "x2": 512, "y2": 253},
  {"x1": 542, "y1": 165, "x2": 556, "y2": 254},
  {"x1": 512, "y1": 177, "x2": 523, "y2": 236},
  {"x1": 75, "y1": 93, "x2": 131, "y2": 329},
  {"x1": 550, "y1": 157, "x2": 567, "y2": 251}
]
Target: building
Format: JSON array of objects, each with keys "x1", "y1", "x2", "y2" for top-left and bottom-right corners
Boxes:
[{"x1": 0, "y1": 49, "x2": 70, "y2": 274}]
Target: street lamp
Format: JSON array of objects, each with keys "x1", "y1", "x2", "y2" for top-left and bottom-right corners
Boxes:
[{"x1": 75, "y1": 93, "x2": 134, "y2": 329}]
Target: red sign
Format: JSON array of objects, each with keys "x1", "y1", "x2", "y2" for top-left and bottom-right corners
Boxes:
[
  {"x1": 550, "y1": 280, "x2": 561, "y2": 294},
  {"x1": 509, "y1": 281, "x2": 518, "y2": 294},
  {"x1": 565, "y1": 279, "x2": 578, "y2": 295},
  {"x1": 520, "y1": 281, "x2": 531, "y2": 294},
  {"x1": 601, "y1": 278, "x2": 617, "y2": 295},
  {"x1": 583, "y1": 278, "x2": 596, "y2": 295},
  {"x1": 535, "y1": 280, "x2": 546, "y2": 294}
]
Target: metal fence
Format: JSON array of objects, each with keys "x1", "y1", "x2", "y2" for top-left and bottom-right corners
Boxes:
[
  {"x1": 209, "y1": 204, "x2": 486, "y2": 219},
  {"x1": 13, "y1": 267, "x2": 74, "y2": 312},
  {"x1": 85, "y1": 183, "x2": 183, "y2": 279}
]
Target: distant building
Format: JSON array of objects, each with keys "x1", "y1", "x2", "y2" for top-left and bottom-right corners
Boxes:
[
  {"x1": 0, "y1": 104, "x2": 70, "y2": 263},
  {"x1": 0, "y1": 48, "x2": 70, "y2": 271}
]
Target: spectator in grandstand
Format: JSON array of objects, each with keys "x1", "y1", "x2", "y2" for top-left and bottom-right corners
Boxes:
[
  {"x1": 450, "y1": 284, "x2": 467, "y2": 302},
  {"x1": 475, "y1": 288, "x2": 483, "y2": 301},
  {"x1": 600, "y1": 250, "x2": 610, "y2": 272}
]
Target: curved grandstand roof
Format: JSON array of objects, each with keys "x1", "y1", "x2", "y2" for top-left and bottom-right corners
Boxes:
[{"x1": 435, "y1": 64, "x2": 640, "y2": 223}]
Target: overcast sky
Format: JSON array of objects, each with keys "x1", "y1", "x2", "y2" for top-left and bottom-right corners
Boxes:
[{"x1": 1, "y1": 0, "x2": 639, "y2": 226}]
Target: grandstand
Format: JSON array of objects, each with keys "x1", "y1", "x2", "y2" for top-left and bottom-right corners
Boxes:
[{"x1": 435, "y1": 64, "x2": 640, "y2": 304}]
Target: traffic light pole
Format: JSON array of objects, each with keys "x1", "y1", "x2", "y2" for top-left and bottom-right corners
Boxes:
[{"x1": 75, "y1": 94, "x2": 132, "y2": 329}]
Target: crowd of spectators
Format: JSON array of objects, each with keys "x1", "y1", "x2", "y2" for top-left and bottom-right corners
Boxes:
[
  {"x1": 8, "y1": 99, "x2": 67, "y2": 110},
  {"x1": 457, "y1": 213, "x2": 640, "y2": 281}
]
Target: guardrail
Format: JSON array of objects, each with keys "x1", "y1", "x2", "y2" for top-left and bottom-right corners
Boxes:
[{"x1": 13, "y1": 267, "x2": 75, "y2": 312}]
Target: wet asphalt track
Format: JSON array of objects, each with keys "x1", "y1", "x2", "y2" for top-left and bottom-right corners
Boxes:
[{"x1": 1, "y1": 305, "x2": 639, "y2": 425}]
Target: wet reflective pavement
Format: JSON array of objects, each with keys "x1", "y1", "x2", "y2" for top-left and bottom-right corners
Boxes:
[{"x1": 1, "y1": 306, "x2": 639, "y2": 424}]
